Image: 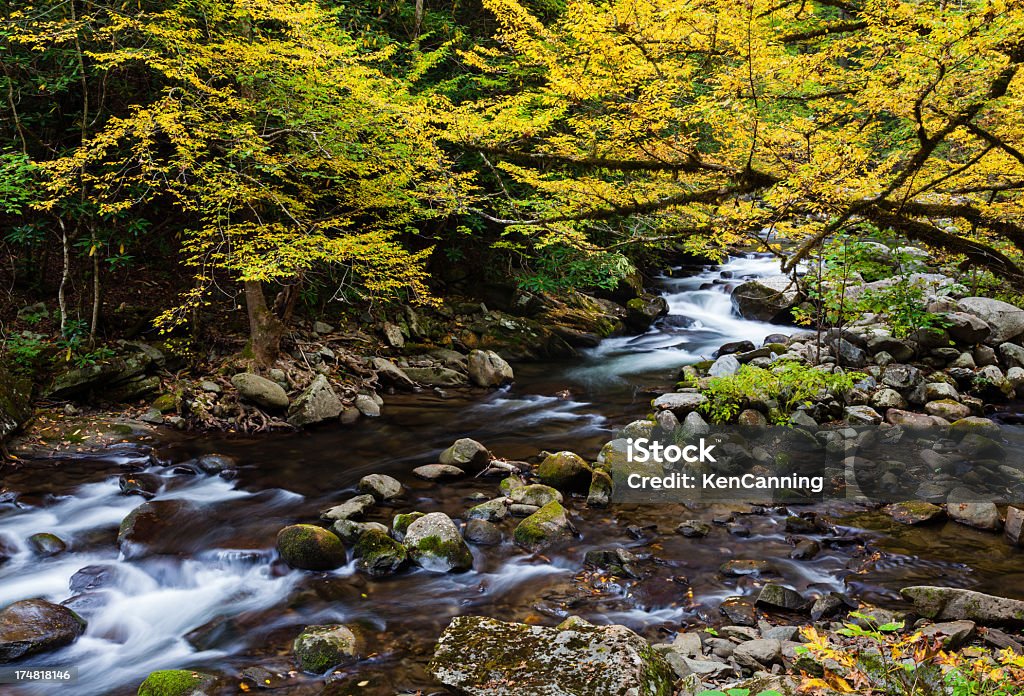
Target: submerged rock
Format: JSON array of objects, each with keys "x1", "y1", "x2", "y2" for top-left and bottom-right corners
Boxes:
[
  {"x1": 901, "y1": 586, "x2": 1024, "y2": 626},
  {"x1": 0, "y1": 598, "x2": 86, "y2": 662},
  {"x1": 884, "y1": 501, "x2": 946, "y2": 525},
  {"x1": 275, "y1": 524, "x2": 346, "y2": 571},
  {"x1": 429, "y1": 616, "x2": 675, "y2": 696},
  {"x1": 293, "y1": 624, "x2": 360, "y2": 673},
  {"x1": 27, "y1": 533, "x2": 66, "y2": 557},
  {"x1": 137, "y1": 670, "x2": 217, "y2": 696},
  {"x1": 404, "y1": 512, "x2": 473, "y2": 572}
]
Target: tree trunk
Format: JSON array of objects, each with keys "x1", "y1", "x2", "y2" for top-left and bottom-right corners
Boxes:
[
  {"x1": 89, "y1": 228, "x2": 100, "y2": 346},
  {"x1": 244, "y1": 280, "x2": 285, "y2": 367},
  {"x1": 58, "y1": 219, "x2": 70, "y2": 336}
]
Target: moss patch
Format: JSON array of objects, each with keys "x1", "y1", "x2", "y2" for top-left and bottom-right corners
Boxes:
[{"x1": 137, "y1": 670, "x2": 216, "y2": 696}]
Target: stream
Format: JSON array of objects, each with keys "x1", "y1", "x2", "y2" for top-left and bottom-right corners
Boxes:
[{"x1": 2, "y1": 255, "x2": 1022, "y2": 695}]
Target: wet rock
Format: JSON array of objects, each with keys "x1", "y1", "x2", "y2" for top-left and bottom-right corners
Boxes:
[
  {"x1": 884, "y1": 501, "x2": 946, "y2": 525},
  {"x1": 331, "y1": 519, "x2": 389, "y2": 544},
  {"x1": 353, "y1": 394, "x2": 381, "y2": 418},
  {"x1": 353, "y1": 529, "x2": 407, "y2": 577},
  {"x1": 720, "y1": 597, "x2": 757, "y2": 626},
  {"x1": 957, "y1": 297, "x2": 1024, "y2": 344},
  {"x1": 358, "y1": 474, "x2": 402, "y2": 502},
  {"x1": 117, "y1": 499, "x2": 201, "y2": 559},
  {"x1": 509, "y1": 484, "x2": 563, "y2": 507},
  {"x1": 275, "y1": 524, "x2": 346, "y2": 571},
  {"x1": 467, "y1": 349, "x2": 515, "y2": 388},
  {"x1": 287, "y1": 374, "x2": 343, "y2": 427},
  {"x1": 790, "y1": 538, "x2": 821, "y2": 560},
  {"x1": 625, "y1": 294, "x2": 670, "y2": 332},
  {"x1": 811, "y1": 592, "x2": 856, "y2": 620},
  {"x1": 117, "y1": 472, "x2": 160, "y2": 498},
  {"x1": 404, "y1": 512, "x2": 474, "y2": 572},
  {"x1": 885, "y1": 408, "x2": 939, "y2": 431},
  {"x1": 231, "y1": 373, "x2": 289, "y2": 410},
  {"x1": 0, "y1": 598, "x2": 86, "y2": 662},
  {"x1": 587, "y1": 469, "x2": 613, "y2": 508},
  {"x1": 958, "y1": 432, "x2": 1005, "y2": 459},
  {"x1": 513, "y1": 501, "x2": 573, "y2": 552},
  {"x1": 676, "y1": 520, "x2": 711, "y2": 538},
  {"x1": 733, "y1": 638, "x2": 782, "y2": 670},
  {"x1": 509, "y1": 503, "x2": 539, "y2": 517},
  {"x1": 321, "y1": 494, "x2": 376, "y2": 521},
  {"x1": 948, "y1": 416, "x2": 1001, "y2": 439},
  {"x1": 731, "y1": 277, "x2": 800, "y2": 323},
  {"x1": 652, "y1": 392, "x2": 707, "y2": 416},
  {"x1": 195, "y1": 454, "x2": 235, "y2": 474},
  {"x1": 467, "y1": 497, "x2": 509, "y2": 522},
  {"x1": 946, "y1": 491, "x2": 1001, "y2": 531},
  {"x1": 708, "y1": 354, "x2": 741, "y2": 377},
  {"x1": 370, "y1": 357, "x2": 415, "y2": 389},
  {"x1": 403, "y1": 366, "x2": 468, "y2": 387},
  {"x1": 464, "y1": 519, "x2": 503, "y2": 545},
  {"x1": 293, "y1": 624, "x2": 360, "y2": 673},
  {"x1": 413, "y1": 464, "x2": 465, "y2": 481},
  {"x1": 720, "y1": 559, "x2": 773, "y2": 577},
  {"x1": 537, "y1": 450, "x2": 591, "y2": 490},
  {"x1": 392, "y1": 512, "x2": 425, "y2": 541},
  {"x1": 755, "y1": 584, "x2": 805, "y2": 612},
  {"x1": 1005, "y1": 506, "x2": 1024, "y2": 546},
  {"x1": 137, "y1": 670, "x2": 217, "y2": 696},
  {"x1": 27, "y1": 533, "x2": 66, "y2": 557},
  {"x1": 925, "y1": 400, "x2": 971, "y2": 421},
  {"x1": 901, "y1": 586, "x2": 1024, "y2": 626},
  {"x1": 429, "y1": 616, "x2": 675, "y2": 696},
  {"x1": 836, "y1": 339, "x2": 867, "y2": 367},
  {"x1": 439, "y1": 438, "x2": 490, "y2": 470},
  {"x1": 717, "y1": 340, "x2": 756, "y2": 357}
]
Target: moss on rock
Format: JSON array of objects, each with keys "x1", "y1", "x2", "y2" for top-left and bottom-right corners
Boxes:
[
  {"x1": 536, "y1": 451, "x2": 591, "y2": 490},
  {"x1": 136, "y1": 669, "x2": 216, "y2": 696},
  {"x1": 275, "y1": 524, "x2": 346, "y2": 571},
  {"x1": 353, "y1": 528, "x2": 408, "y2": 577},
  {"x1": 293, "y1": 624, "x2": 360, "y2": 673},
  {"x1": 513, "y1": 500, "x2": 573, "y2": 552}
]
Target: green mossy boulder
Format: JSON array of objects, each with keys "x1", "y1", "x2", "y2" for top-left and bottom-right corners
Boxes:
[
  {"x1": 392, "y1": 512, "x2": 425, "y2": 541},
  {"x1": 293, "y1": 624, "x2": 360, "y2": 673},
  {"x1": 536, "y1": 451, "x2": 591, "y2": 490},
  {"x1": 403, "y1": 512, "x2": 473, "y2": 572},
  {"x1": 513, "y1": 501, "x2": 573, "y2": 552},
  {"x1": 354, "y1": 529, "x2": 408, "y2": 577},
  {"x1": 137, "y1": 670, "x2": 217, "y2": 696},
  {"x1": 275, "y1": 524, "x2": 346, "y2": 571}
]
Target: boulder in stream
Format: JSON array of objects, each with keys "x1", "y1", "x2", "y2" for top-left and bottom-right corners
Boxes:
[
  {"x1": 513, "y1": 501, "x2": 574, "y2": 552},
  {"x1": 731, "y1": 276, "x2": 800, "y2": 323},
  {"x1": 404, "y1": 512, "x2": 473, "y2": 572},
  {"x1": 353, "y1": 529, "x2": 408, "y2": 577},
  {"x1": 137, "y1": 670, "x2": 217, "y2": 696},
  {"x1": 439, "y1": 438, "x2": 490, "y2": 469},
  {"x1": 276, "y1": 524, "x2": 347, "y2": 571},
  {"x1": 0, "y1": 598, "x2": 86, "y2": 662},
  {"x1": 537, "y1": 451, "x2": 591, "y2": 490},
  {"x1": 429, "y1": 616, "x2": 675, "y2": 696},
  {"x1": 467, "y1": 349, "x2": 515, "y2": 387},
  {"x1": 286, "y1": 374, "x2": 343, "y2": 427},
  {"x1": 901, "y1": 586, "x2": 1024, "y2": 626},
  {"x1": 293, "y1": 624, "x2": 361, "y2": 673}
]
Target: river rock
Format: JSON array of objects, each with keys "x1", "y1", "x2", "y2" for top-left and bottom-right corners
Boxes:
[
  {"x1": 513, "y1": 501, "x2": 573, "y2": 552},
  {"x1": 676, "y1": 520, "x2": 711, "y2": 538},
  {"x1": 429, "y1": 616, "x2": 675, "y2": 696},
  {"x1": 708, "y1": 354, "x2": 741, "y2": 377},
  {"x1": 844, "y1": 405, "x2": 882, "y2": 425},
  {"x1": 321, "y1": 494, "x2": 375, "y2": 521},
  {"x1": 884, "y1": 501, "x2": 946, "y2": 525},
  {"x1": 999, "y1": 342, "x2": 1024, "y2": 369},
  {"x1": 370, "y1": 357, "x2": 415, "y2": 389},
  {"x1": 755, "y1": 584, "x2": 804, "y2": 612},
  {"x1": 404, "y1": 512, "x2": 473, "y2": 572},
  {"x1": 652, "y1": 392, "x2": 707, "y2": 416},
  {"x1": 403, "y1": 366, "x2": 468, "y2": 387},
  {"x1": 358, "y1": 474, "x2": 402, "y2": 501},
  {"x1": 0, "y1": 598, "x2": 86, "y2": 662},
  {"x1": 276, "y1": 524, "x2": 346, "y2": 571},
  {"x1": 467, "y1": 497, "x2": 510, "y2": 522},
  {"x1": 731, "y1": 276, "x2": 799, "y2": 322},
  {"x1": 27, "y1": 533, "x2": 66, "y2": 557},
  {"x1": 231, "y1": 373, "x2": 288, "y2": 410},
  {"x1": 117, "y1": 499, "x2": 201, "y2": 559},
  {"x1": 625, "y1": 293, "x2": 670, "y2": 332},
  {"x1": 510, "y1": 484, "x2": 563, "y2": 507},
  {"x1": 331, "y1": 519, "x2": 389, "y2": 544},
  {"x1": 392, "y1": 512, "x2": 425, "y2": 541},
  {"x1": 467, "y1": 349, "x2": 514, "y2": 387},
  {"x1": 464, "y1": 519, "x2": 503, "y2": 546},
  {"x1": 439, "y1": 438, "x2": 490, "y2": 469},
  {"x1": 885, "y1": 408, "x2": 939, "y2": 431},
  {"x1": 958, "y1": 297, "x2": 1024, "y2": 344},
  {"x1": 717, "y1": 340, "x2": 756, "y2": 357},
  {"x1": 286, "y1": 374, "x2": 342, "y2": 426},
  {"x1": 354, "y1": 529, "x2": 408, "y2": 577},
  {"x1": 948, "y1": 416, "x2": 1001, "y2": 439},
  {"x1": 720, "y1": 559, "x2": 773, "y2": 577},
  {"x1": 733, "y1": 638, "x2": 782, "y2": 670},
  {"x1": 882, "y1": 364, "x2": 923, "y2": 390},
  {"x1": 293, "y1": 624, "x2": 360, "y2": 672},
  {"x1": 924, "y1": 399, "x2": 970, "y2": 421},
  {"x1": 944, "y1": 312, "x2": 991, "y2": 344},
  {"x1": 871, "y1": 388, "x2": 907, "y2": 410},
  {"x1": 413, "y1": 464, "x2": 465, "y2": 481},
  {"x1": 901, "y1": 586, "x2": 1024, "y2": 626},
  {"x1": 947, "y1": 491, "x2": 1001, "y2": 530},
  {"x1": 0, "y1": 367, "x2": 31, "y2": 443},
  {"x1": 137, "y1": 670, "x2": 217, "y2": 696},
  {"x1": 587, "y1": 469, "x2": 613, "y2": 507},
  {"x1": 537, "y1": 450, "x2": 591, "y2": 490}
]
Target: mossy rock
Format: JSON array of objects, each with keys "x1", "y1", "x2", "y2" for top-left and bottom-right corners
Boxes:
[
  {"x1": 136, "y1": 669, "x2": 216, "y2": 696},
  {"x1": 275, "y1": 524, "x2": 346, "y2": 571},
  {"x1": 392, "y1": 512, "x2": 425, "y2": 541},
  {"x1": 513, "y1": 501, "x2": 573, "y2": 552},
  {"x1": 509, "y1": 484, "x2": 563, "y2": 507},
  {"x1": 354, "y1": 529, "x2": 408, "y2": 577},
  {"x1": 293, "y1": 624, "x2": 360, "y2": 673},
  {"x1": 403, "y1": 512, "x2": 473, "y2": 572},
  {"x1": 536, "y1": 451, "x2": 591, "y2": 491}
]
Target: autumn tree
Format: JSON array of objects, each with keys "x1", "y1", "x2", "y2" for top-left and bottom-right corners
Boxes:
[
  {"x1": 24, "y1": 0, "x2": 469, "y2": 365},
  {"x1": 451, "y1": 0, "x2": 1024, "y2": 284}
]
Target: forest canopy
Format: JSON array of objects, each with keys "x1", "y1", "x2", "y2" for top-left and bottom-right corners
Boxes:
[{"x1": 1, "y1": 0, "x2": 1023, "y2": 361}]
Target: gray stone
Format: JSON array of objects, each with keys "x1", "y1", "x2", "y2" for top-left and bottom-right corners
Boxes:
[
  {"x1": 789, "y1": 410, "x2": 818, "y2": 430},
  {"x1": 947, "y1": 492, "x2": 1001, "y2": 531},
  {"x1": 537, "y1": 451, "x2": 590, "y2": 490},
  {"x1": 654, "y1": 410, "x2": 679, "y2": 436},
  {"x1": 886, "y1": 408, "x2": 940, "y2": 431},
  {"x1": 680, "y1": 411, "x2": 711, "y2": 438},
  {"x1": 231, "y1": 373, "x2": 289, "y2": 410},
  {"x1": 413, "y1": 464, "x2": 465, "y2": 481},
  {"x1": 330, "y1": 519, "x2": 389, "y2": 544},
  {"x1": 652, "y1": 392, "x2": 707, "y2": 416},
  {"x1": 0, "y1": 368, "x2": 31, "y2": 443},
  {"x1": 403, "y1": 365, "x2": 469, "y2": 387},
  {"x1": 755, "y1": 584, "x2": 804, "y2": 611},
  {"x1": 731, "y1": 276, "x2": 800, "y2": 322},
  {"x1": 882, "y1": 364, "x2": 923, "y2": 390},
  {"x1": 321, "y1": 494, "x2": 375, "y2": 521},
  {"x1": 901, "y1": 586, "x2": 1024, "y2": 626},
  {"x1": 313, "y1": 321, "x2": 334, "y2": 335},
  {"x1": 871, "y1": 388, "x2": 907, "y2": 410},
  {"x1": 708, "y1": 354, "x2": 741, "y2": 377},
  {"x1": 467, "y1": 497, "x2": 510, "y2": 522},
  {"x1": 354, "y1": 394, "x2": 381, "y2": 417},
  {"x1": 358, "y1": 474, "x2": 402, "y2": 501},
  {"x1": 1005, "y1": 506, "x2": 1024, "y2": 546},
  {"x1": 293, "y1": 624, "x2": 359, "y2": 672},
  {"x1": 353, "y1": 529, "x2": 407, "y2": 577},
  {"x1": 439, "y1": 438, "x2": 490, "y2": 469},
  {"x1": 999, "y1": 342, "x2": 1024, "y2": 369},
  {"x1": 676, "y1": 520, "x2": 711, "y2": 538},
  {"x1": 925, "y1": 400, "x2": 971, "y2": 421},
  {"x1": 370, "y1": 357, "x2": 415, "y2": 389},
  {"x1": 836, "y1": 339, "x2": 867, "y2": 367},
  {"x1": 509, "y1": 484, "x2": 563, "y2": 507},
  {"x1": 844, "y1": 405, "x2": 882, "y2": 425},
  {"x1": 884, "y1": 501, "x2": 946, "y2": 525},
  {"x1": 404, "y1": 512, "x2": 473, "y2": 572},
  {"x1": 463, "y1": 518, "x2": 503, "y2": 545},
  {"x1": 287, "y1": 375, "x2": 343, "y2": 427},
  {"x1": 467, "y1": 349, "x2": 515, "y2": 387},
  {"x1": 513, "y1": 501, "x2": 573, "y2": 552},
  {"x1": 382, "y1": 322, "x2": 405, "y2": 347},
  {"x1": 944, "y1": 312, "x2": 991, "y2": 344},
  {"x1": 733, "y1": 638, "x2": 782, "y2": 670},
  {"x1": 429, "y1": 616, "x2": 675, "y2": 696},
  {"x1": 958, "y1": 297, "x2": 1024, "y2": 344},
  {"x1": 919, "y1": 620, "x2": 976, "y2": 649}
]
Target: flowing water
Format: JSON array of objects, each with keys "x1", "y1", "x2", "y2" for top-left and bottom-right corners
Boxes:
[{"x1": 1, "y1": 255, "x2": 1020, "y2": 695}]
